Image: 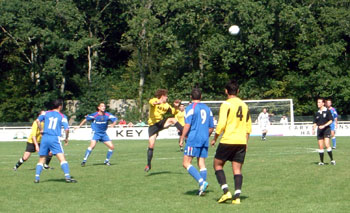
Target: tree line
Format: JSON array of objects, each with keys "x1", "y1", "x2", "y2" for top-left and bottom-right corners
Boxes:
[{"x1": 1, "y1": 0, "x2": 349, "y2": 122}]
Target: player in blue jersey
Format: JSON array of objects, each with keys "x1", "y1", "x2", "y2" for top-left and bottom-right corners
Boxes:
[
  {"x1": 75, "y1": 103, "x2": 117, "y2": 166},
  {"x1": 34, "y1": 99, "x2": 76, "y2": 183},
  {"x1": 179, "y1": 88, "x2": 214, "y2": 196},
  {"x1": 326, "y1": 99, "x2": 338, "y2": 149}
]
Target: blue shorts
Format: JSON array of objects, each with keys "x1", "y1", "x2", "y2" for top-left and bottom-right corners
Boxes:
[
  {"x1": 91, "y1": 132, "x2": 111, "y2": 142},
  {"x1": 184, "y1": 145, "x2": 208, "y2": 158},
  {"x1": 39, "y1": 135, "x2": 64, "y2": 156},
  {"x1": 330, "y1": 123, "x2": 336, "y2": 131}
]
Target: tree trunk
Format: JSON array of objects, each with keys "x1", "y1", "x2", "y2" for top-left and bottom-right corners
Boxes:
[{"x1": 87, "y1": 45, "x2": 92, "y2": 84}]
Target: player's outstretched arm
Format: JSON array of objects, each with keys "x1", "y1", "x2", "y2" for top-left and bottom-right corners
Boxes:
[
  {"x1": 75, "y1": 118, "x2": 87, "y2": 130},
  {"x1": 109, "y1": 121, "x2": 117, "y2": 128}
]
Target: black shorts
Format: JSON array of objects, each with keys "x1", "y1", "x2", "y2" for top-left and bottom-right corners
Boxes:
[
  {"x1": 317, "y1": 127, "x2": 331, "y2": 140},
  {"x1": 148, "y1": 119, "x2": 168, "y2": 137},
  {"x1": 25, "y1": 142, "x2": 39, "y2": 152},
  {"x1": 215, "y1": 143, "x2": 246, "y2": 163}
]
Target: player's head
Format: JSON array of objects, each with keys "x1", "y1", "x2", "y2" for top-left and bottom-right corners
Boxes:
[
  {"x1": 191, "y1": 88, "x2": 201, "y2": 101},
  {"x1": 225, "y1": 80, "x2": 239, "y2": 95},
  {"x1": 97, "y1": 103, "x2": 106, "y2": 112},
  {"x1": 37, "y1": 111, "x2": 45, "y2": 116},
  {"x1": 263, "y1": 108, "x2": 267, "y2": 113},
  {"x1": 317, "y1": 98, "x2": 325, "y2": 109},
  {"x1": 179, "y1": 103, "x2": 185, "y2": 111},
  {"x1": 326, "y1": 99, "x2": 332, "y2": 108},
  {"x1": 52, "y1": 99, "x2": 63, "y2": 110},
  {"x1": 155, "y1": 89, "x2": 168, "y2": 103}
]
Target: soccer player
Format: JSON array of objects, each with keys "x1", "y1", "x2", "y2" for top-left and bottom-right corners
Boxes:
[
  {"x1": 13, "y1": 111, "x2": 52, "y2": 171},
  {"x1": 312, "y1": 98, "x2": 335, "y2": 165},
  {"x1": 175, "y1": 103, "x2": 185, "y2": 151},
  {"x1": 257, "y1": 108, "x2": 270, "y2": 140},
  {"x1": 325, "y1": 99, "x2": 338, "y2": 149},
  {"x1": 145, "y1": 89, "x2": 183, "y2": 172},
  {"x1": 211, "y1": 80, "x2": 252, "y2": 204},
  {"x1": 75, "y1": 103, "x2": 117, "y2": 166},
  {"x1": 179, "y1": 88, "x2": 214, "y2": 196},
  {"x1": 34, "y1": 99, "x2": 76, "y2": 183}
]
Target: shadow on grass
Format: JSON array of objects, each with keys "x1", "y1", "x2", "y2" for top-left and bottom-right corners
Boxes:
[
  {"x1": 312, "y1": 162, "x2": 329, "y2": 165},
  {"x1": 145, "y1": 171, "x2": 184, "y2": 177},
  {"x1": 184, "y1": 189, "x2": 214, "y2": 196},
  {"x1": 146, "y1": 171, "x2": 171, "y2": 176},
  {"x1": 46, "y1": 175, "x2": 76, "y2": 183},
  {"x1": 46, "y1": 178, "x2": 68, "y2": 183},
  {"x1": 211, "y1": 195, "x2": 249, "y2": 203},
  {"x1": 92, "y1": 163, "x2": 112, "y2": 166}
]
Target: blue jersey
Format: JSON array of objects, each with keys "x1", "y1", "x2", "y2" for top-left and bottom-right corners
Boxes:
[
  {"x1": 86, "y1": 111, "x2": 117, "y2": 133},
  {"x1": 329, "y1": 107, "x2": 338, "y2": 121},
  {"x1": 38, "y1": 110, "x2": 69, "y2": 136},
  {"x1": 329, "y1": 107, "x2": 338, "y2": 130},
  {"x1": 185, "y1": 102, "x2": 214, "y2": 147}
]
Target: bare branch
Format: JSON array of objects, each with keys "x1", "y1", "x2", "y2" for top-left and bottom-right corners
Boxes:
[
  {"x1": 100, "y1": 1, "x2": 112, "y2": 14},
  {"x1": 0, "y1": 25, "x2": 32, "y2": 64}
]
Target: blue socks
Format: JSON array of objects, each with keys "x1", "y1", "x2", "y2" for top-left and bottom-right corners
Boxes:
[
  {"x1": 200, "y1": 168, "x2": 207, "y2": 181},
  {"x1": 83, "y1": 147, "x2": 92, "y2": 162},
  {"x1": 61, "y1": 161, "x2": 71, "y2": 179},
  {"x1": 187, "y1": 165, "x2": 206, "y2": 185},
  {"x1": 35, "y1": 161, "x2": 71, "y2": 181},
  {"x1": 105, "y1": 149, "x2": 113, "y2": 163},
  {"x1": 332, "y1": 137, "x2": 336, "y2": 148},
  {"x1": 35, "y1": 163, "x2": 43, "y2": 180}
]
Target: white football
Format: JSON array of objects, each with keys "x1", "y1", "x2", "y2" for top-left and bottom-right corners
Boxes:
[{"x1": 229, "y1": 25, "x2": 240, "y2": 35}]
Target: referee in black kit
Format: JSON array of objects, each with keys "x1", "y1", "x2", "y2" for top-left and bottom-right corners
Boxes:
[{"x1": 312, "y1": 98, "x2": 335, "y2": 165}]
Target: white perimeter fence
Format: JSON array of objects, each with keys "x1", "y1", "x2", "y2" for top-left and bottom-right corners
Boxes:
[{"x1": 1, "y1": 122, "x2": 350, "y2": 142}]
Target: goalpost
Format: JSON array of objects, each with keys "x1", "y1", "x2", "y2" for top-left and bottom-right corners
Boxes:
[{"x1": 182, "y1": 99, "x2": 294, "y2": 136}]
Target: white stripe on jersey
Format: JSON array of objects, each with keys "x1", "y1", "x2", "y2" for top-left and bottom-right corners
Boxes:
[{"x1": 185, "y1": 109, "x2": 194, "y2": 118}]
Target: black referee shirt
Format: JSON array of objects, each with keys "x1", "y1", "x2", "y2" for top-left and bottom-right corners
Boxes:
[{"x1": 313, "y1": 107, "x2": 333, "y2": 126}]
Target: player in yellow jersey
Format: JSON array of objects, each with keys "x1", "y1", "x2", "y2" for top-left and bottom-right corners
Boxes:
[
  {"x1": 145, "y1": 89, "x2": 183, "y2": 172},
  {"x1": 13, "y1": 111, "x2": 52, "y2": 171},
  {"x1": 211, "y1": 80, "x2": 252, "y2": 204},
  {"x1": 175, "y1": 103, "x2": 185, "y2": 151}
]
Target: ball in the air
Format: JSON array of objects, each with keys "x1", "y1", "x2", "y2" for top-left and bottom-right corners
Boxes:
[{"x1": 228, "y1": 25, "x2": 240, "y2": 35}]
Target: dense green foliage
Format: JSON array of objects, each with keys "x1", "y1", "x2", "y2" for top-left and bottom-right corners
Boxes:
[
  {"x1": 2, "y1": 137, "x2": 350, "y2": 212},
  {"x1": 1, "y1": 0, "x2": 349, "y2": 121}
]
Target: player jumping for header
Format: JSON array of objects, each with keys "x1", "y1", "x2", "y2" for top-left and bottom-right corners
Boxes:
[{"x1": 145, "y1": 89, "x2": 183, "y2": 172}]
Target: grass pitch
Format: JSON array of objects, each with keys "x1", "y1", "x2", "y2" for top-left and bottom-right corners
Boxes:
[{"x1": 1, "y1": 136, "x2": 350, "y2": 212}]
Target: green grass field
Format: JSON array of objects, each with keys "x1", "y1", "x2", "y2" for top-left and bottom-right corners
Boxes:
[{"x1": 1, "y1": 136, "x2": 349, "y2": 213}]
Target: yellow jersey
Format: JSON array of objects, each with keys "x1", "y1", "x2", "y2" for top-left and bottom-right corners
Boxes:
[
  {"x1": 215, "y1": 97, "x2": 252, "y2": 145},
  {"x1": 148, "y1": 98, "x2": 176, "y2": 125},
  {"x1": 175, "y1": 110, "x2": 185, "y2": 126},
  {"x1": 27, "y1": 121, "x2": 44, "y2": 144}
]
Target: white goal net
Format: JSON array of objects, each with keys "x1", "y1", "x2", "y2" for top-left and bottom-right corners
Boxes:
[{"x1": 182, "y1": 99, "x2": 294, "y2": 136}]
